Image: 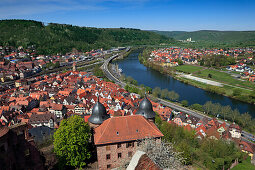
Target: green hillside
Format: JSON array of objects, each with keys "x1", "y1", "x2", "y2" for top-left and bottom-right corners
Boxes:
[
  {"x1": 0, "y1": 20, "x2": 174, "y2": 54},
  {"x1": 151, "y1": 30, "x2": 255, "y2": 47}
]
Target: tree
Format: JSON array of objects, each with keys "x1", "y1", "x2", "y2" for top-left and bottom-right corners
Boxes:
[
  {"x1": 167, "y1": 91, "x2": 180, "y2": 101},
  {"x1": 92, "y1": 65, "x2": 104, "y2": 78},
  {"x1": 160, "y1": 89, "x2": 169, "y2": 99},
  {"x1": 53, "y1": 115, "x2": 91, "y2": 168},
  {"x1": 181, "y1": 100, "x2": 188, "y2": 107},
  {"x1": 231, "y1": 109, "x2": 240, "y2": 123},
  {"x1": 178, "y1": 59, "x2": 183, "y2": 65},
  {"x1": 208, "y1": 73, "x2": 212, "y2": 78},
  {"x1": 190, "y1": 103, "x2": 203, "y2": 112},
  {"x1": 126, "y1": 76, "x2": 133, "y2": 83},
  {"x1": 233, "y1": 88, "x2": 241, "y2": 96},
  {"x1": 152, "y1": 87, "x2": 161, "y2": 98},
  {"x1": 221, "y1": 105, "x2": 232, "y2": 120},
  {"x1": 203, "y1": 101, "x2": 213, "y2": 114},
  {"x1": 240, "y1": 112, "x2": 252, "y2": 127}
]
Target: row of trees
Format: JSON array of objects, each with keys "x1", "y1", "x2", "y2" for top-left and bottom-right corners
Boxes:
[
  {"x1": 120, "y1": 74, "x2": 138, "y2": 86},
  {"x1": 124, "y1": 84, "x2": 152, "y2": 98},
  {"x1": 152, "y1": 87, "x2": 180, "y2": 101},
  {"x1": 182, "y1": 100, "x2": 255, "y2": 134},
  {"x1": 200, "y1": 55, "x2": 235, "y2": 67},
  {"x1": 202, "y1": 101, "x2": 255, "y2": 133},
  {"x1": 155, "y1": 115, "x2": 245, "y2": 169}
]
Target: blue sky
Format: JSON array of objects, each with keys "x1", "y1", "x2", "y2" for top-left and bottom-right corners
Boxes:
[{"x1": 0, "y1": 0, "x2": 254, "y2": 31}]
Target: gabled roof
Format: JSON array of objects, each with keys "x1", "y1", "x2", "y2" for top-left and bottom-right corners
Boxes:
[{"x1": 94, "y1": 115, "x2": 163, "y2": 145}]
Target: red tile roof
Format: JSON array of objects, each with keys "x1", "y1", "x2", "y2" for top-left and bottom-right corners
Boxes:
[{"x1": 94, "y1": 115, "x2": 163, "y2": 145}]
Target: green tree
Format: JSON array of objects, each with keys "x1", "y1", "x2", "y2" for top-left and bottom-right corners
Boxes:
[
  {"x1": 181, "y1": 100, "x2": 188, "y2": 107},
  {"x1": 239, "y1": 112, "x2": 252, "y2": 127},
  {"x1": 190, "y1": 103, "x2": 203, "y2": 112},
  {"x1": 208, "y1": 73, "x2": 212, "y2": 78},
  {"x1": 53, "y1": 115, "x2": 91, "y2": 168},
  {"x1": 203, "y1": 101, "x2": 213, "y2": 114},
  {"x1": 92, "y1": 65, "x2": 104, "y2": 78},
  {"x1": 126, "y1": 76, "x2": 134, "y2": 83},
  {"x1": 167, "y1": 91, "x2": 180, "y2": 101},
  {"x1": 233, "y1": 88, "x2": 241, "y2": 96},
  {"x1": 178, "y1": 59, "x2": 184, "y2": 65},
  {"x1": 152, "y1": 87, "x2": 161, "y2": 98},
  {"x1": 160, "y1": 89, "x2": 169, "y2": 99},
  {"x1": 231, "y1": 109, "x2": 240, "y2": 123}
]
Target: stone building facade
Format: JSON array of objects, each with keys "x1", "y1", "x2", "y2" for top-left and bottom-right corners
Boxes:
[{"x1": 96, "y1": 137, "x2": 161, "y2": 169}]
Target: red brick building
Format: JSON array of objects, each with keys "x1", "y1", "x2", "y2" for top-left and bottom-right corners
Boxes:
[{"x1": 94, "y1": 115, "x2": 163, "y2": 169}]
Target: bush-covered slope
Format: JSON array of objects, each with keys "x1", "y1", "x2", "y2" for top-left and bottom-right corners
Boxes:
[{"x1": 0, "y1": 19, "x2": 174, "y2": 54}]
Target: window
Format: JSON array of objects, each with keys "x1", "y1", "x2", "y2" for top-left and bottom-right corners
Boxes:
[
  {"x1": 106, "y1": 145, "x2": 110, "y2": 151},
  {"x1": 107, "y1": 164, "x2": 111, "y2": 169},
  {"x1": 126, "y1": 142, "x2": 134, "y2": 148},
  {"x1": 118, "y1": 153, "x2": 122, "y2": 158},
  {"x1": 137, "y1": 141, "x2": 141, "y2": 147},
  {"x1": 117, "y1": 143, "x2": 121, "y2": 148},
  {"x1": 128, "y1": 151, "x2": 132, "y2": 157},
  {"x1": 106, "y1": 154, "x2": 111, "y2": 160}
]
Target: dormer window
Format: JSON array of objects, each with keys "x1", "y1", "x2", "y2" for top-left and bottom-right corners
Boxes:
[
  {"x1": 136, "y1": 129, "x2": 139, "y2": 133},
  {"x1": 116, "y1": 131, "x2": 119, "y2": 135}
]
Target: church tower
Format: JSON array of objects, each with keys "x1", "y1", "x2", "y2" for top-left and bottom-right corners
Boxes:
[{"x1": 72, "y1": 62, "x2": 76, "y2": 72}]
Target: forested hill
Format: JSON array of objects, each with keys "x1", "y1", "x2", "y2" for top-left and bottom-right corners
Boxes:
[
  {"x1": 0, "y1": 20, "x2": 174, "y2": 54},
  {"x1": 151, "y1": 30, "x2": 255, "y2": 46}
]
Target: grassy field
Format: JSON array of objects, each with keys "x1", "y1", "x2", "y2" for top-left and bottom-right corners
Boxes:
[
  {"x1": 175, "y1": 65, "x2": 203, "y2": 73},
  {"x1": 232, "y1": 157, "x2": 255, "y2": 170},
  {"x1": 195, "y1": 69, "x2": 255, "y2": 91}
]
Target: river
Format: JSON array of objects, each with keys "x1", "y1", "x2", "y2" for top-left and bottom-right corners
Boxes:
[{"x1": 114, "y1": 51, "x2": 255, "y2": 117}]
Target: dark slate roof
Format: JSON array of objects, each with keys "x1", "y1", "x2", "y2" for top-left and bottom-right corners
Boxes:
[
  {"x1": 88, "y1": 100, "x2": 110, "y2": 125},
  {"x1": 29, "y1": 126, "x2": 54, "y2": 143},
  {"x1": 135, "y1": 96, "x2": 155, "y2": 119}
]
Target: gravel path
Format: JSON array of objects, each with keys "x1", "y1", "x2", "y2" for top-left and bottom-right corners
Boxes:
[{"x1": 180, "y1": 74, "x2": 224, "y2": 87}]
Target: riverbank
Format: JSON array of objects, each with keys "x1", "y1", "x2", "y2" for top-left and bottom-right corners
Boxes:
[
  {"x1": 106, "y1": 51, "x2": 255, "y2": 170},
  {"x1": 113, "y1": 48, "x2": 255, "y2": 134},
  {"x1": 138, "y1": 50, "x2": 255, "y2": 105}
]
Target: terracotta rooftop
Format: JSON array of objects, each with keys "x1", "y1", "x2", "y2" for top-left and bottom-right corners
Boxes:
[
  {"x1": 94, "y1": 115, "x2": 163, "y2": 145},
  {"x1": 135, "y1": 153, "x2": 161, "y2": 170},
  {"x1": 127, "y1": 150, "x2": 161, "y2": 170}
]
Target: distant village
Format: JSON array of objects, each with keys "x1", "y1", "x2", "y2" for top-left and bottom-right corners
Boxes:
[
  {"x1": 0, "y1": 45, "x2": 124, "y2": 84},
  {"x1": 149, "y1": 47, "x2": 255, "y2": 81}
]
